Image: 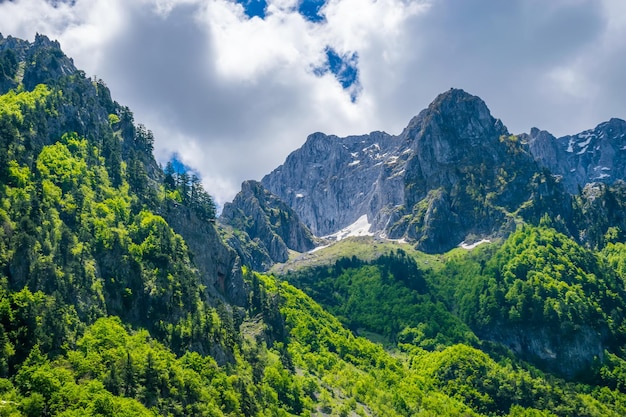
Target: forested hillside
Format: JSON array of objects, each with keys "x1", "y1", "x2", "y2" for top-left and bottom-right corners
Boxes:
[{"x1": 2, "y1": 34, "x2": 626, "y2": 417}]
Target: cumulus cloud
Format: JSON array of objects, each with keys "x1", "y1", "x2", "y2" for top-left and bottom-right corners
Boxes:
[{"x1": 0, "y1": 0, "x2": 625, "y2": 206}]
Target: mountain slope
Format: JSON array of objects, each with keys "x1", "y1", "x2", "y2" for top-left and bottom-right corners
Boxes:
[
  {"x1": 219, "y1": 179, "x2": 317, "y2": 268},
  {"x1": 4, "y1": 34, "x2": 626, "y2": 417}
]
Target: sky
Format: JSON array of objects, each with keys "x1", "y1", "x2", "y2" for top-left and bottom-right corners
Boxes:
[{"x1": 0, "y1": 0, "x2": 625, "y2": 207}]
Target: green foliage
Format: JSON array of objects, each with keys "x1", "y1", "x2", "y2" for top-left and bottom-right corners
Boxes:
[
  {"x1": 0, "y1": 48, "x2": 19, "y2": 83},
  {"x1": 0, "y1": 84, "x2": 52, "y2": 124},
  {"x1": 163, "y1": 162, "x2": 216, "y2": 221},
  {"x1": 455, "y1": 226, "x2": 626, "y2": 343},
  {"x1": 411, "y1": 343, "x2": 626, "y2": 417},
  {"x1": 283, "y1": 250, "x2": 476, "y2": 349},
  {"x1": 107, "y1": 113, "x2": 120, "y2": 125}
]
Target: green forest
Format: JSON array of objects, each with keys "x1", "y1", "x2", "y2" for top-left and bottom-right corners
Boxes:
[{"x1": 3, "y1": 36, "x2": 626, "y2": 417}]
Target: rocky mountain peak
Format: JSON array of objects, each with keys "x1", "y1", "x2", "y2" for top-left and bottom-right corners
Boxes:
[
  {"x1": 219, "y1": 180, "x2": 317, "y2": 269},
  {"x1": 0, "y1": 33, "x2": 77, "y2": 94},
  {"x1": 526, "y1": 117, "x2": 626, "y2": 193},
  {"x1": 414, "y1": 88, "x2": 508, "y2": 146},
  {"x1": 402, "y1": 89, "x2": 515, "y2": 206},
  {"x1": 33, "y1": 33, "x2": 62, "y2": 49},
  {"x1": 227, "y1": 88, "x2": 625, "y2": 261}
]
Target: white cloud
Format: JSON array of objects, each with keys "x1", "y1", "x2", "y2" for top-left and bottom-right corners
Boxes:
[{"x1": 1, "y1": 0, "x2": 625, "y2": 206}]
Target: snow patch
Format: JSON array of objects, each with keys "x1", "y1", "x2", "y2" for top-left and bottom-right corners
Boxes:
[
  {"x1": 350, "y1": 152, "x2": 358, "y2": 158},
  {"x1": 577, "y1": 146, "x2": 588, "y2": 155},
  {"x1": 621, "y1": 145, "x2": 626, "y2": 150},
  {"x1": 326, "y1": 215, "x2": 373, "y2": 241},
  {"x1": 308, "y1": 244, "x2": 329, "y2": 254},
  {"x1": 577, "y1": 136, "x2": 593, "y2": 149},
  {"x1": 348, "y1": 160, "x2": 360, "y2": 167},
  {"x1": 459, "y1": 239, "x2": 490, "y2": 250},
  {"x1": 566, "y1": 138, "x2": 574, "y2": 153},
  {"x1": 362, "y1": 143, "x2": 381, "y2": 153},
  {"x1": 389, "y1": 169, "x2": 405, "y2": 179},
  {"x1": 594, "y1": 173, "x2": 611, "y2": 180},
  {"x1": 295, "y1": 193, "x2": 304, "y2": 198}
]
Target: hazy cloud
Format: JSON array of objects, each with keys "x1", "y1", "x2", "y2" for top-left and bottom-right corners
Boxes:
[{"x1": 0, "y1": 0, "x2": 624, "y2": 205}]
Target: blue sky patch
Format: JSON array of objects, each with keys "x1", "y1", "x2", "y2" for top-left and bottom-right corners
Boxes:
[
  {"x1": 236, "y1": 0, "x2": 267, "y2": 19},
  {"x1": 315, "y1": 46, "x2": 361, "y2": 102},
  {"x1": 299, "y1": 0, "x2": 326, "y2": 23},
  {"x1": 166, "y1": 154, "x2": 195, "y2": 176}
]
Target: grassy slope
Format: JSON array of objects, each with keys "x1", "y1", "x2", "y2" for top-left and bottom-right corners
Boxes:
[{"x1": 271, "y1": 236, "x2": 448, "y2": 275}]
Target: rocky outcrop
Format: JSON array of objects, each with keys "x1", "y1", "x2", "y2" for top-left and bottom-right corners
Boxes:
[
  {"x1": 262, "y1": 131, "x2": 405, "y2": 236},
  {"x1": 262, "y1": 88, "x2": 547, "y2": 253},
  {"x1": 483, "y1": 324, "x2": 605, "y2": 380},
  {"x1": 0, "y1": 33, "x2": 78, "y2": 94},
  {"x1": 219, "y1": 180, "x2": 317, "y2": 266},
  {"x1": 163, "y1": 203, "x2": 247, "y2": 307},
  {"x1": 23, "y1": 34, "x2": 77, "y2": 90},
  {"x1": 523, "y1": 118, "x2": 626, "y2": 193},
  {"x1": 218, "y1": 225, "x2": 275, "y2": 272}
]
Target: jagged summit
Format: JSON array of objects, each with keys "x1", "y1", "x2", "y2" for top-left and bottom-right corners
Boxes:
[
  {"x1": 257, "y1": 87, "x2": 532, "y2": 253},
  {"x1": 524, "y1": 117, "x2": 626, "y2": 193},
  {"x1": 0, "y1": 33, "x2": 77, "y2": 94},
  {"x1": 402, "y1": 88, "x2": 507, "y2": 143},
  {"x1": 224, "y1": 88, "x2": 626, "y2": 264}
]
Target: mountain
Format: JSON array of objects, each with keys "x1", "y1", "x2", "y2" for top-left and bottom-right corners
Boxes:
[
  {"x1": 5, "y1": 34, "x2": 626, "y2": 417},
  {"x1": 524, "y1": 118, "x2": 626, "y2": 193},
  {"x1": 256, "y1": 89, "x2": 555, "y2": 253},
  {"x1": 222, "y1": 88, "x2": 626, "y2": 259},
  {"x1": 219, "y1": 180, "x2": 317, "y2": 269}
]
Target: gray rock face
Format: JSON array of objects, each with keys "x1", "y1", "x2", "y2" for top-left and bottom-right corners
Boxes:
[
  {"x1": 219, "y1": 180, "x2": 317, "y2": 265},
  {"x1": 230, "y1": 88, "x2": 625, "y2": 255},
  {"x1": 484, "y1": 324, "x2": 605, "y2": 379},
  {"x1": 262, "y1": 89, "x2": 542, "y2": 252},
  {"x1": 262, "y1": 131, "x2": 405, "y2": 236},
  {"x1": 163, "y1": 202, "x2": 247, "y2": 307},
  {"x1": 524, "y1": 118, "x2": 626, "y2": 193}
]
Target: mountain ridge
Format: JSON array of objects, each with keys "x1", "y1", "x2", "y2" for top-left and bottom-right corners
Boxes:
[{"x1": 221, "y1": 88, "x2": 626, "y2": 266}]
